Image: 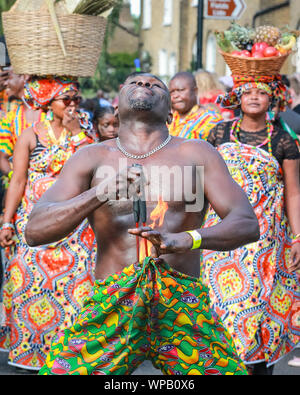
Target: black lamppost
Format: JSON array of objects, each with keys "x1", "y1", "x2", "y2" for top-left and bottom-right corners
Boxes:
[{"x1": 196, "y1": 0, "x2": 204, "y2": 70}]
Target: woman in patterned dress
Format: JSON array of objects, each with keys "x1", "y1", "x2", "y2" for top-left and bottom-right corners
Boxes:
[
  {"x1": 0, "y1": 77, "x2": 96, "y2": 371},
  {"x1": 201, "y1": 75, "x2": 300, "y2": 375}
]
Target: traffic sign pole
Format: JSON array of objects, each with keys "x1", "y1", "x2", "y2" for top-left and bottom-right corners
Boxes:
[{"x1": 196, "y1": 0, "x2": 204, "y2": 70}]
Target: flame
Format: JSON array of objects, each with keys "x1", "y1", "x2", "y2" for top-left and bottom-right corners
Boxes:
[
  {"x1": 149, "y1": 196, "x2": 169, "y2": 229},
  {"x1": 139, "y1": 197, "x2": 169, "y2": 263}
]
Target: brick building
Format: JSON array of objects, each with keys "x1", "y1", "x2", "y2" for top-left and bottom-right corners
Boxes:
[{"x1": 139, "y1": 0, "x2": 300, "y2": 81}]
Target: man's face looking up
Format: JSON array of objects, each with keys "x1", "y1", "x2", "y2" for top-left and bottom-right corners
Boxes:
[{"x1": 119, "y1": 74, "x2": 171, "y2": 120}]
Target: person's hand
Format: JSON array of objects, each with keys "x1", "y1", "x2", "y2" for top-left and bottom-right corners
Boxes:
[
  {"x1": 62, "y1": 109, "x2": 81, "y2": 135},
  {"x1": 128, "y1": 226, "x2": 193, "y2": 258},
  {"x1": 96, "y1": 165, "x2": 146, "y2": 203},
  {"x1": 0, "y1": 228, "x2": 15, "y2": 247},
  {"x1": 288, "y1": 242, "x2": 300, "y2": 273}
]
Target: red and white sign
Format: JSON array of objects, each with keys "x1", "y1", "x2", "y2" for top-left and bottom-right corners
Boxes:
[{"x1": 204, "y1": 0, "x2": 246, "y2": 20}]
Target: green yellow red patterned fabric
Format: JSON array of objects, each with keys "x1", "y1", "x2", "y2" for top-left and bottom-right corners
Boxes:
[
  {"x1": 0, "y1": 123, "x2": 96, "y2": 370},
  {"x1": 168, "y1": 105, "x2": 223, "y2": 140},
  {"x1": 201, "y1": 142, "x2": 300, "y2": 366},
  {"x1": 39, "y1": 257, "x2": 247, "y2": 375},
  {"x1": 0, "y1": 90, "x2": 11, "y2": 117},
  {"x1": 199, "y1": 90, "x2": 234, "y2": 120},
  {"x1": 24, "y1": 76, "x2": 79, "y2": 111},
  {"x1": 217, "y1": 74, "x2": 289, "y2": 111},
  {"x1": 0, "y1": 103, "x2": 44, "y2": 156}
]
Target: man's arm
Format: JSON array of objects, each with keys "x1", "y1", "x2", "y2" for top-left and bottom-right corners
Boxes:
[
  {"x1": 25, "y1": 145, "x2": 144, "y2": 246},
  {"x1": 25, "y1": 146, "x2": 102, "y2": 246},
  {"x1": 129, "y1": 140, "x2": 260, "y2": 256}
]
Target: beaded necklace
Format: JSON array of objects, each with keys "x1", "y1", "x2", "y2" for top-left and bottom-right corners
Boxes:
[{"x1": 230, "y1": 118, "x2": 273, "y2": 156}]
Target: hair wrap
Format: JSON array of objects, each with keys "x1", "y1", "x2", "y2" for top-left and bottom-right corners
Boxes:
[
  {"x1": 24, "y1": 76, "x2": 79, "y2": 110},
  {"x1": 217, "y1": 74, "x2": 290, "y2": 111}
]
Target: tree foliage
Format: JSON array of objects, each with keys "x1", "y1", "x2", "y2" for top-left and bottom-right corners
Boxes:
[
  {"x1": 0, "y1": 0, "x2": 16, "y2": 35},
  {"x1": 80, "y1": 0, "x2": 140, "y2": 96}
]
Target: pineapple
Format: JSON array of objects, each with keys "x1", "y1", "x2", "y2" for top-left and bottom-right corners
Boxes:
[
  {"x1": 226, "y1": 22, "x2": 255, "y2": 50},
  {"x1": 215, "y1": 31, "x2": 239, "y2": 53},
  {"x1": 254, "y1": 25, "x2": 281, "y2": 46}
]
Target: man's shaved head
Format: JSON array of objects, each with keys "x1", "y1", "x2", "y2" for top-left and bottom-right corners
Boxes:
[
  {"x1": 170, "y1": 72, "x2": 197, "y2": 89},
  {"x1": 169, "y1": 72, "x2": 198, "y2": 116}
]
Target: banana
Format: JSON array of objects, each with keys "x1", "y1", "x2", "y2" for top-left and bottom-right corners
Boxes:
[{"x1": 279, "y1": 35, "x2": 296, "y2": 51}]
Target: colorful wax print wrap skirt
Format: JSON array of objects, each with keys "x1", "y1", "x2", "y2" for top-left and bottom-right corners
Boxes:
[
  {"x1": 0, "y1": 137, "x2": 96, "y2": 370},
  {"x1": 39, "y1": 258, "x2": 247, "y2": 375},
  {"x1": 201, "y1": 142, "x2": 300, "y2": 367}
]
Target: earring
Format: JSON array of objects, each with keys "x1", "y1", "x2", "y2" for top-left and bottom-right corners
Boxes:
[
  {"x1": 46, "y1": 109, "x2": 54, "y2": 121},
  {"x1": 267, "y1": 104, "x2": 275, "y2": 121}
]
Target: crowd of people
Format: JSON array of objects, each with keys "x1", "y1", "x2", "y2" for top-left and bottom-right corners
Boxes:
[{"x1": 0, "y1": 54, "x2": 299, "y2": 375}]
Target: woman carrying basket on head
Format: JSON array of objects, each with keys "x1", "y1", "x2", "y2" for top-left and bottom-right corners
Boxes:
[
  {"x1": 201, "y1": 72, "x2": 300, "y2": 375},
  {"x1": 0, "y1": 76, "x2": 96, "y2": 371}
]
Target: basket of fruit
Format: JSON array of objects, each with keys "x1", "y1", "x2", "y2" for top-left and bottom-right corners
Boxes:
[{"x1": 215, "y1": 23, "x2": 299, "y2": 76}]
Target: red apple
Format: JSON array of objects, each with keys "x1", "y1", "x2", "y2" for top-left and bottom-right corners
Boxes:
[
  {"x1": 263, "y1": 46, "x2": 279, "y2": 57},
  {"x1": 231, "y1": 50, "x2": 241, "y2": 56},
  {"x1": 240, "y1": 50, "x2": 251, "y2": 57},
  {"x1": 252, "y1": 42, "x2": 269, "y2": 53},
  {"x1": 251, "y1": 51, "x2": 264, "y2": 58}
]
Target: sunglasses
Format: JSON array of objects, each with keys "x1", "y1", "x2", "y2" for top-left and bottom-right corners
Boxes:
[{"x1": 53, "y1": 95, "x2": 82, "y2": 106}]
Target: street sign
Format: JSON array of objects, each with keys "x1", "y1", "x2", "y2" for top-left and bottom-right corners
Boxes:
[{"x1": 204, "y1": 0, "x2": 246, "y2": 20}]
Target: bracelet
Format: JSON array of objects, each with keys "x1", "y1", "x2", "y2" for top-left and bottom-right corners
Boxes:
[
  {"x1": 8, "y1": 170, "x2": 13, "y2": 180},
  {"x1": 292, "y1": 233, "x2": 300, "y2": 240},
  {"x1": 185, "y1": 230, "x2": 202, "y2": 250},
  {"x1": 71, "y1": 131, "x2": 86, "y2": 144},
  {"x1": 292, "y1": 238, "x2": 300, "y2": 245},
  {"x1": 1, "y1": 222, "x2": 14, "y2": 231}
]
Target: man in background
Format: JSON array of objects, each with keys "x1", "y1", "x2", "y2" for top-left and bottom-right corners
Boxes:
[{"x1": 168, "y1": 71, "x2": 223, "y2": 140}]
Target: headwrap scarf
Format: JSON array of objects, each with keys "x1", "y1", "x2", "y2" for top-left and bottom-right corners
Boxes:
[
  {"x1": 217, "y1": 74, "x2": 290, "y2": 112},
  {"x1": 24, "y1": 76, "x2": 79, "y2": 111},
  {"x1": 23, "y1": 76, "x2": 92, "y2": 133}
]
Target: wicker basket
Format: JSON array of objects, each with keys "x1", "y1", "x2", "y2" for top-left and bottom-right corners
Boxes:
[
  {"x1": 2, "y1": 8, "x2": 107, "y2": 77},
  {"x1": 220, "y1": 50, "x2": 289, "y2": 76}
]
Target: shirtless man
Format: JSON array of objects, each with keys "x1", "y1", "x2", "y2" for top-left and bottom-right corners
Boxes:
[{"x1": 26, "y1": 73, "x2": 259, "y2": 375}]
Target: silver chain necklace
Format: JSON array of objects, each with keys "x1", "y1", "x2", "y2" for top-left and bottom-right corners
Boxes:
[{"x1": 116, "y1": 135, "x2": 172, "y2": 159}]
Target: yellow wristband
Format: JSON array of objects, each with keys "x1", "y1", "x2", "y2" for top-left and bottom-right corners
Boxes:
[
  {"x1": 8, "y1": 170, "x2": 13, "y2": 180},
  {"x1": 293, "y1": 233, "x2": 300, "y2": 240},
  {"x1": 71, "y1": 131, "x2": 86, "y2": 143},
  {"x1": 185, "y1": 230, "x2": 202, "y2": 250}
]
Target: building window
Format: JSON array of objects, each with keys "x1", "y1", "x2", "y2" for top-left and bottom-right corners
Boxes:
[
  {"x1": 192, "y1": 38, "x2": 198, "y2": 70},
  {"x1": 158, "y1": 49, "x2": 168, "y2": 80},
  {"x1": 169, "y1": 53, "x2": 177, "y2": 77},
  {"x1": 142, "y1": 0, "x2": 152, "y2": 29},
  {"x1": 206, "y1": 33, "x2": 217, "y2": 72},
  {"x1": 163, "y1": 0, "x2": 173, "y2": 26},
  {"x1": 225, "y1": 64, "x2": 231, "y2": 76}
]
